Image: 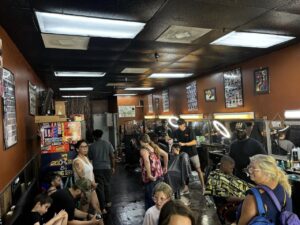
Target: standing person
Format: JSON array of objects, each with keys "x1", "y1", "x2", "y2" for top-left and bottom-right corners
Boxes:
[
  {"x1": 173, "y1": 119, "x2": 205, "y2": 193},
  {"x1": 27, "y1": 193, "x2": 68, "y2": 225},
  {"x1": 140, "y1": 134, "x2": 168, "y2": 210},
  {"x1": 158, "y1": 200, "x2": 195, "y2": 225},
  {"x1": 155, "y1": 120, "x2": 173, "y2": 147},
  {"x1": 142, "y1": 182, "x2": 173, "y2": 225},
  {"x1": 73, "y1": 140, "x2": 102, "y2": 214},
  {"x1": 89, "y1": 129, "x2": 115, "y2": 212},
  {"x1": 237, "y1": 155, "x2": 292, "y2": 225},
  {"x1": 229, "y1": 122, "x2": 266, "y2": 182}
]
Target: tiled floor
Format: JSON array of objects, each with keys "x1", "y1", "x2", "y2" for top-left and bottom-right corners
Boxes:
[{"x1": 104, "y1": 163, "x2": 221, "y2": 225}]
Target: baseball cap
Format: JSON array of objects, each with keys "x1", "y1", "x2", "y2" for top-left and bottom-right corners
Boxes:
[
  {"x1": 75, "y1": 178, "x2": 92, "y2": 192},
  {"x1": 177, "y1": 119, "x2": 186, "y2": 125},
  {"x1": 235, "y1": 122, "x2": 247, "y2": 131}
]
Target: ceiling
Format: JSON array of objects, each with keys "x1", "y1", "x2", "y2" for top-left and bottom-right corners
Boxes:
[{"x1": 1, "y1": 0, "x2": 300, "y2": 99}]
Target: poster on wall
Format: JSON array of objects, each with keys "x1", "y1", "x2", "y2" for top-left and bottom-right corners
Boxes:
[
  {"x1": 118, "y1": 105, "x2": 136, "y2": 117},
  {"x1": 28, "y1": 81, "x2": 37, "y2": 115},
  {"x1": 162, "y1": 90, "x2": 169, "y2": 112},
  {"x1": 148, "y1": 94, "x2": 153, "y2": 113},
  {"x1": 186, "y1": 81, "x2": 198, "y2": 111},
  {"x1": 223, "y1": 68, "x2": 244, "y2": 108},
  {"x1": 2, "y1": 68, "x2": 17, "y2": 149}
]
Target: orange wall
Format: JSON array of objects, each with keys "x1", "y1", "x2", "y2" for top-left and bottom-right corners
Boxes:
[
  {"x1": 143, "y1": 42, "x2": 300, "y2": 119},
  {"x1": 0, "y1": 27, "x2": 44, "y2": 192}
]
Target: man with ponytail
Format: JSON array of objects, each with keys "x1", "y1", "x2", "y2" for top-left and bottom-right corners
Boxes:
[{"x1": 237, "y1": 155, "x2": 293, "y2": 225}]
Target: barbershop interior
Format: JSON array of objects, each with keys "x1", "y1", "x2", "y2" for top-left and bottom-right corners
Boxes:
[{"x1": 2, "y1": 0, "x2": 300, "y2": 225}]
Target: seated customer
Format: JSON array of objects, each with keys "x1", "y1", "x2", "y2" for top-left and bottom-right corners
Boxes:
[
  {"x1": 44, "y1": 178, "x2": 103, "y2": 225},
  {"x1": 27, "y1": 193, "x2": 68, "y2": 225},
  {"x1": 48, "y1": 174, "x2": 62, "y2": 195},
  {"x1": 205, "y1": 156, "x2": 253, "y2": 224},
  {"x1": 165, "y1": 144, "x2": 191, "y2": 199}
]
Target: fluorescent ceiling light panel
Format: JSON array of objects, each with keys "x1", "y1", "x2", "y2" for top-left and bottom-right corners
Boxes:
[
  {"x1": 106, "y1": 83, "x2": 128, "y2": 87},
  {"x1": 114, "y1": 94, "x2": 137, "y2": 96},
  {"x1": 284, "y1": 110, "x2": 300, "y2": 119},
  {"x1": 121, "y1": 68, "x2": 149, "y2": 73},
  {"x1": 149, "y1": 73, "x2": 193, "y2": 78},
  {"x1": 59, "y1": 87, "x2": 94, "y2": 91},
  {"x1": 125, "y1": 87, "x2": 154, "y2": 91},
  {"x1": 211, "y1": 31, "x2": 295, "y2": 48},
  {"x1": 62, "y1": 95, "x2": 87, "y2": 98},
  {"x1": 41, "y1": 33, "x2": 89, "y2": 50},
  {"x1": 156, "y1": 25, "x2": 211, "y2": 44},
  {"x1": 55, "y1": 71, "x2": 106, "y2": 77},
  {"x1": 35, "y1": 11, "x2": 145, "y2": 39}
]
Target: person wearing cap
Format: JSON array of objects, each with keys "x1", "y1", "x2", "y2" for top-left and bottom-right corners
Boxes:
[
  {"x1": 229, "y1": 122, "x2": 266, "y2": 183},
  {"x1": 44, "y1": 178, "x2": 103, "y2": 225},
  {"x1": 173, "y1": 119, "x2": 205, "y2": 193}
]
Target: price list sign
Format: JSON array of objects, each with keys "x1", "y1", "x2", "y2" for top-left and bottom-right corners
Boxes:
[{"x1": 186, "y1": 81, "x2": 198, "y2": 111}]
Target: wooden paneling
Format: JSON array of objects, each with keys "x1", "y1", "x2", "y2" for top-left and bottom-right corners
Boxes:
[{"x1": 0, "y1": 27, "x2": 44, "y2": 192}]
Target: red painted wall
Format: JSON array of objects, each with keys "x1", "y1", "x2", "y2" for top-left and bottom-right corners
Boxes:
[{"x1": 0, "y1": 27, "x2": 44, "y2": 192}]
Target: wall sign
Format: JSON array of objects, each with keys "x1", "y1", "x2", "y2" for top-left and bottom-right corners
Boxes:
[
  {"x1": 254, "y1": 67, "x2": 270, "y2": 94},
  {"x1": 2, "y1": 68, "x2": 17, "y2": 149},
  {"x1": 223, "y1": 68, "x2": 244, "y2": 108},
  {"x1": 118, "y1": 105, "x2": 136, "y2": 118},
  {"x1": 162, "y1": 90, "x2": 169, "y2": 112},
  {"x1": 186, "y1": 81, "x2": 198, "y2": 111},
  {"x1": 28, "y1": 81, "x2": 37, "y2": 115},
  {"x1": 148, "y1": 94, "x2": 153, "y2": 113}
]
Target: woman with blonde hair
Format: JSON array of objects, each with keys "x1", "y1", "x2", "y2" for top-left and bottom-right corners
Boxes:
[
  {"x1": 140, "y1": 133, "x2": 168, "y2": 210},
  {"x1": 237, "y1": 154, "x2": 292, "y2": 225}
]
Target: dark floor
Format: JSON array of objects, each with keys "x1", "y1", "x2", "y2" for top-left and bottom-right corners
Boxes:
[{"x1": 104, "y1": 163, "x2": 221, "y2": 225}]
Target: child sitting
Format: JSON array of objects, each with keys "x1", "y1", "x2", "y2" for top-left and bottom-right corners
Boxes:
[
  {"x1": 27, "y1": 193, "x2": 68, "y2": 225},
  {"x1": 142, "y1": 182, "x2": 173, "y2": 225},
  {"x1": 47, "y1": 174, "x2": 62, "y2": 195}
]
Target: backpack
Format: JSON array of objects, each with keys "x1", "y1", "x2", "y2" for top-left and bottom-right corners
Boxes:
[
  {"x1": 258, "y1": 185, "x2": 300, "y2": 225},
  {"x1": 247, "y1": 187, "x2": 275, "y2": 225}
]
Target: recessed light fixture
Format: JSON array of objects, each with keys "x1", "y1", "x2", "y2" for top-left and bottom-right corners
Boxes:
[
  {"x1": 59, "y1": 87, "x2": 94, "y2": 91},
  {"x1": 121, "y1": 68, "x2": 149, "y2": 73},
  {"x1": 114, "y1": 94, "x2": 137, "y2": 96},
  {"x1": 210, "y1": 31, "x2": 295, "y2": 48},
  {"x1": 35, "y1": 11, "x2": 145, "y2": 39},
  {"x1": 55, "y1": 71, "x2": 106, "y2": 77},
  {"x1": 149, "y1": 73, "x2": 193, "y2": 78},
  {"x1": 62, "y1": 95, "x2": 87, "y2": 98},
  {"x1": 41, "y1": 34, "x2": 89, "y2": 50},
  {"x1": 124, "y1": 87, "x2": 154, "y2": 91}
]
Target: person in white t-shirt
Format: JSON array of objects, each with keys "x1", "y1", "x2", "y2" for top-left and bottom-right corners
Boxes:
[{"x1": 143, "y1": 182, "x2": 173, "y2": 225}]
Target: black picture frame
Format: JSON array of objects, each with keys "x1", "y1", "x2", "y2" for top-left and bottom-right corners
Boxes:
[
  {"x1": 223, "y1": 68, "x2": 244, "y2": 108},
  {"x1": 2, "y1": 68, "x2": 18, "y2": 149},
  {"x1": 28, "y1": 81, "x2": 37, "y2": 115},
  {"x1": 254, "y1": 67, "x2": 270, "y2": 94},
  {"x1": 204, "y1": 88, "x2": 216, "y2": 102}
]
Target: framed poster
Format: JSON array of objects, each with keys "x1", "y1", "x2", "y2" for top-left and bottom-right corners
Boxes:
[
  {"x1": 118, "y1": 105, "x2": 136, "y2": 118},
  {"x1": 162, "y1": 90, "x2": 169, "y2": 112},
  {"x1": 223, "y1": 68, "x2": 243, "y2": 108},
  {"x1": 28, "y1": 81, "x2": 37, "y2": 115},
  {"x1": 254, "y1": 67, "x2": 269, "y2": 94},
  {"x1": 154, "y1": 98, "x2": 160, "y2": 114},
  {"x1": 186, "y1": 81, "x2": 198, "y2": 111},
  {"x1": 204, "y1": 88, "x2": 216, "y2": 102},
  {"x1": 148, "y1": 94, "x2": 153, "y2": 113},
  {"x1": 2, "y1": 68, "x2": 17, "y2": 149}
]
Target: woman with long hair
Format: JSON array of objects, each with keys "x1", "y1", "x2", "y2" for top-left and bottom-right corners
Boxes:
[
  {"x1": 73, "y1": 140, "x2": 103, "y2": 214},
  {"x1": 140, "y1": 134, "x2": 168, "y2": 210},
  {"x1": 237, "y1": 154, "x2": 292, "y2": 225}
]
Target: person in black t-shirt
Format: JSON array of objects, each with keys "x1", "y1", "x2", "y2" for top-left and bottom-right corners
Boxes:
[
  {"x1": 173, "y1": 119, "x2": 205, "y2": 192},
  {"x1": 155, "y1": 119, "x2": 173, "y2": 147},
  {"x1": 45, "y1": 178, "x2": 103, "y2": 225},
  {"x1": 27, "y1": 193, "x2": 68, "y2": 225},
  {"x1": 229, "y1": 122, "x2": 266, "y2": 183}
]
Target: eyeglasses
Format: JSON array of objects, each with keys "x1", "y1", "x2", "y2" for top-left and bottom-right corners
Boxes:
[
  {"x1": 80, "y1": 145, "x2": 88, "y2": 148},
  {"x1": 152, "y1": 196, "x2": 169, "y2": 203}
]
